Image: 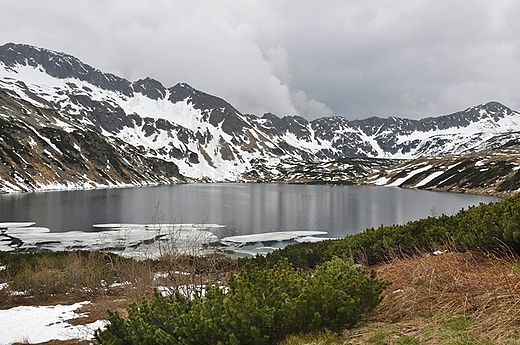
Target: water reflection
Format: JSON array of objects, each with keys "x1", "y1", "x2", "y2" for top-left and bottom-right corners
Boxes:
[{"x1": 0, "y1": 184, "x2": 498, "y2": 238}]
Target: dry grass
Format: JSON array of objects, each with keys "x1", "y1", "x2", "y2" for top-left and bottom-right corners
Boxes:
[
  {"x1": 280, "y1": 330, "x2": 343, "y2": 345},
  {"x1": 0, "y1": 250, "x2": 235, "y2": 309},
  {"x1": 0, "y1": 250, "x2": 237, "y2": 344},
  {"x1": 342, "y1": 249, "x2": 520, "y2": 344},
  {"x1": 0, "y1": 251, "x2": 153, "y2": 306}
]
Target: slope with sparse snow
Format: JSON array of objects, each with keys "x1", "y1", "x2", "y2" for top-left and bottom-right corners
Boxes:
[{"x1": 363, "y1": 140, "x2": 520, "y2": 196}]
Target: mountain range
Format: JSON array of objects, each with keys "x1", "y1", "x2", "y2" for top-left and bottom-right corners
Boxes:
[{"x1": 1, "y1": 42, "x2": 520, "y2": 194}]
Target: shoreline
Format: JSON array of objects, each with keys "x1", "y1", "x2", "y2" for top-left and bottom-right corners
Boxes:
[{"x1": 1, "y1": 178, "x2": 513, "y2": 198}]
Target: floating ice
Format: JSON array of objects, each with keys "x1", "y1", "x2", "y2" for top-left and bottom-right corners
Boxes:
[
  {"x1": 0, "y1": 222, "x2": 35, "y2": 230},
  {"x1": 145, "y1": 223, "x2": 226, "y2": 229},
  {"x1": 93, "y1": 223, "x2": 225, "y2": 231},
  {"x1": 0, "y1": 240, "x2": 15, "y2": 252},
  {"x1": 221, "y1": 230, "x2": 328, "y2": 245},
  {"x1": 92, "y1": 223, "x2": 146, "y2": 230},
  {"x1": 219, "y1": 231, "x2": 329, "y2": 257},
  {"x1": 0, "y1": 222, "x2": 221, "y2": 258},
  {"x1": 4, "y1": 227, "x2": 50, "y2": 234},
  {"x1": 0, "y1": 222, "x2": 328, "y2": 257},
  {"x1": 226, "y1": 243, "x2": 281, "y2": 257},
  {"x1": 295, "y1": 236, "x2": 335, "y2": 243}
]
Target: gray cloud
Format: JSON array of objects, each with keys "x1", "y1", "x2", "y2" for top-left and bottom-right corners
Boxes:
[{"x1": 1, "y1": 1, "x2": 519, "y2": 120}]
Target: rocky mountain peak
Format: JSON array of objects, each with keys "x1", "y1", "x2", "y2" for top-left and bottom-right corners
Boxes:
[
  {"x1": 168, "y1": 82, "x2": 199, "y2": 103},
  {"x1": 132, "y1": 77, "x2": 166, "y2": 100},
  {"x1": 167, "y1": 82, "x2": 249, "y2": 134},
  {"x1": 478, "y1": 101, "x2": 514, "y2": 116},
  {"x1": 0, "y1": 42, "x2": 134, "y2": 96},
  {"x1": 167, "y1": 82, "x2": 230, "y2": 109}
]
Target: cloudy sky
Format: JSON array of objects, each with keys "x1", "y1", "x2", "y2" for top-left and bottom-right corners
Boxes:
[{"x1": 1, "y1": 1, "x2": 519, "y2": 120}]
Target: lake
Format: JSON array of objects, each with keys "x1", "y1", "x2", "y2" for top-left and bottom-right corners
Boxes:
[{"x1": 0, "y1": 183, "x2": 498, "y2": 240}]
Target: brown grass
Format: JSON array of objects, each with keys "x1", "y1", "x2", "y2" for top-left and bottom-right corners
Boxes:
[
  {"x1": 0, "y1": 250, "x2": 236, "y2": 308},
  {"x1": 342, "y1": 249, "x2": 520, "y2": 344},
  {"x1": 0, "y1": 250, "x2": 237, "y2": 344}
]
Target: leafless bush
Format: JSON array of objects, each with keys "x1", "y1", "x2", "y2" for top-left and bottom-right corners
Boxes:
[{"x1": 146, "y1": 203, "x2": 238, "y2": 298}]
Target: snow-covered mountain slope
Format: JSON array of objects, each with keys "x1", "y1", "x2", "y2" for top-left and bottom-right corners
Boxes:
[
  {"x1": 0, "y1": 87, "x2": 184, "y2": 192},
  {"x1": 242, "y1": 157, "x2": 401, "y2": 185},
  {"x1": 1, "y1": 42, "x2": 520, "y2": 193},
  {"x1": 311, "y1": 104, "x2": 520, "y2": 158}
]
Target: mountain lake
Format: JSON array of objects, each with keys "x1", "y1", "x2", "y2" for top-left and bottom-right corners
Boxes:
[{"x1": 0, "y1": 184, "x2": 500, "y2": 255}]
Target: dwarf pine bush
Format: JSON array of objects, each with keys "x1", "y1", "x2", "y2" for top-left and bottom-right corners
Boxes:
[{"x1": 95, "y1": 257, "x2": 388, "y2": 345}]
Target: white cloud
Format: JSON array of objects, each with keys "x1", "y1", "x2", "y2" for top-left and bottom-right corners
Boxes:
[
  {"x1": 265, "y1": 46, "x2": 291, "y2": 85},
  {"x1": 264, "y1": 46, "x2": 333, "y2": 119},
  {"x1": 427, "y1": 81, "x2": 519, "y2": 116},
  {"x1": 291, "y1": 90, "x2": 333, "y2": 119}
]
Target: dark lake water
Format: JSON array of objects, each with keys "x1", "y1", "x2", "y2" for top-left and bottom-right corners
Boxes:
[{"x1": 0, "y1": 184, "x2": 499, "y2": 239}]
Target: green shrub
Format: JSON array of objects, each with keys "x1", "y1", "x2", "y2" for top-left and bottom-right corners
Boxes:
[{"x1": 95, "y1": 258, "x2": 388, "y2": 345}]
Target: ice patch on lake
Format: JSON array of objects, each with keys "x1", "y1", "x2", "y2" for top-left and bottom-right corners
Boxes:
[
  {"x1": 220, "y1": 231, "x2": 330, "y2": 256},
  {"x1": 0, "y1": 223, "x2": 331, "y2": 257},
  {"x1": 0, "y1": 240, "x2": 15, "y2": 252},
  {"x1": 295, "y1": 236, "x2": 335, "y2": 243},
  {"x1": 92, "y1": 223, "x2": 224, "y2": 231},
  {"x1": 0, "y1": 222, "x2": 36, "y2": 229},
  {"x1": 3, "y1": 227, "x2": 50, "y2": 234},
  {"x1": 221, "y1": 231, "x2": 328, "y2": 244},
  {"x1": 0, "y1": 222, "x2": 223, "y2": 258}
]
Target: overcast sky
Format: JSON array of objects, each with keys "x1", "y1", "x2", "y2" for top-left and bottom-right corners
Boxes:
[{"x1": 1, "y1": 1, "x2": 519, "y2": 120}]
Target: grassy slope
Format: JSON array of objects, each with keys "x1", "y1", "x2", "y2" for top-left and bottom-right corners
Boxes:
[{"x1": 1, "y1": 250, "x2": 518, "y2": 344}]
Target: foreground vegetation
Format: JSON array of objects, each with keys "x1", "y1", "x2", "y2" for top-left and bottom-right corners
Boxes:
[
  {"x1": 1, "y1": 249, "x2": 518, "y2": 345},
  {"x1": 351, "y1": 250, "x2": 520, "y2": 345},
  {"x1": 1, "y1": 194, "x2": 520, "y2": 344},
  {"x1": 96, "y1": 258, "x2": 388, "y2": 344}
]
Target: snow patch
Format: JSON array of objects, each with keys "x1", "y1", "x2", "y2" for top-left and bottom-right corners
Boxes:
[
  {"x1": 0, "y1": 301, "x2": 107, "y2": 344},
  {"x1": 0, "y1": 223, "x2": 223, "y2": 259},
  {"x1": 0, "y1": 222, "x2": 36, "y2": 229},
  {"x1": 388, "y1": 164, "x2": 433, "y2": 187},
  {"x1": 415, "y1": 171, "x2": 446, "y2": 187}
]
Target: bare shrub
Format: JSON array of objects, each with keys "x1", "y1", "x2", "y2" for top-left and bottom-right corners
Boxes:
[
  {"x1": 104, "y1": 255, "x2": 156, "y2": 300},
  {"x1": 145, "y1": 204, "x2": 237, "y2": 298},
  {"x1": 10, "y1": 254, "x2": 71, "y2": 301}
]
